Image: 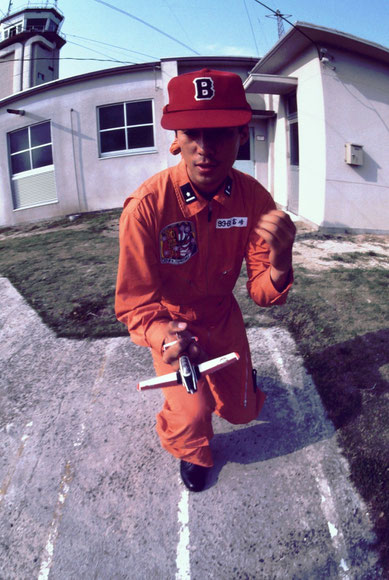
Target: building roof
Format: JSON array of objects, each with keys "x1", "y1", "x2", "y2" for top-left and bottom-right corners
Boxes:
[
  {"x1": 251, "y1": 21, "x2": 389, "y2": 74},
  {"x1": 0, "y1": 61, "x2": 161, "y2": 109},
  {"x1": 0, "y1": 55, "x2": 259, "y2": 109}
]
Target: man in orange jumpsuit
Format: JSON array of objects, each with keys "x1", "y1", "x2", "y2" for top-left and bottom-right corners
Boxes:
[{"x1": 115, "y1": 69, "x2": 296, "y2": 491}]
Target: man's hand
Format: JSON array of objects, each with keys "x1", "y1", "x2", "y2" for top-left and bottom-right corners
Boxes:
[
  {"x1": 162, "y1": 321, "x2": 206, "y2": 370},
  {"x1": 255, "y1": 209, "x2": 296, "y2": 291}
]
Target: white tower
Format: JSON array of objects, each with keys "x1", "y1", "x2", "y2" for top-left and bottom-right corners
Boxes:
[{"x1": 0, "y1": 2, "x2": 66, "y2": 99}]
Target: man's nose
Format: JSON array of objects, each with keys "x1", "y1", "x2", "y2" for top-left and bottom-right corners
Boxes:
[{"x1": 196, "y1": 130, "x2": 216, "y2": 154}]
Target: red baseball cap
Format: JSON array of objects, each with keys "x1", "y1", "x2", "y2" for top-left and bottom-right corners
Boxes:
[{"x1": 161, "y1": 68, "x2": 252, "y2": 130}]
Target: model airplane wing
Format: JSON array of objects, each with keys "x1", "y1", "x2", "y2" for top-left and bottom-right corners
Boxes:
[
  {"x1": 137, "y1": 371, "x2": 179, "y2": 391},
  {"x1": 198, "y1": 352, "x2": 240, "y2": 375},
  {"x1": 137, "y1": 352, "x2": 239, "y2": 392}
]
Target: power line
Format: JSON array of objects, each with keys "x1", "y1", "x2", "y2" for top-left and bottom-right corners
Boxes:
[
  {"x1": 252, "y1": 0, "x2": 320, "y2": 50},
  {"x1": 66, "y1": 34, "x2": 158, "y2": 61},
  {"x1": 67, "y1": 40, "x2": 132, "y2": 64},
  {"x1": 93, "y1": 0, "x2": 200, "y2": 56},
  {"x1": 243, "y1": 0, "x2": 260, "y2": 56},
  {"x1": 0, "y1": 56, "x2": 140, "y2": 64}
]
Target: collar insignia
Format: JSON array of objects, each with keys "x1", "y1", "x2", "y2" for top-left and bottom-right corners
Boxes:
[
  {"x1": 180, "y1": 183, "x2": 197, "y2": 204},
  {"x1": 224, "y1": 176, "x2": 232, "y2": 196}
]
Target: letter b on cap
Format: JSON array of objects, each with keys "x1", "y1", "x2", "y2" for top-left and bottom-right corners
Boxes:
[{"x1": 193, "y1": 77, "x2": 215, "y2": 101}]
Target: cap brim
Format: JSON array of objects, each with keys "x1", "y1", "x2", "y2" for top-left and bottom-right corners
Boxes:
[{"x1": 161, "y1": 109, "x2": 252, "y2": 130}]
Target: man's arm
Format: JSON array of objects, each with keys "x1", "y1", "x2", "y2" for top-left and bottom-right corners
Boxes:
[
  {"x1": 254, "y1": 209, "x2": 296, "y2": 292},
  {"x1": 245, "y1": 206, "x2": 295, "y2": 306}
]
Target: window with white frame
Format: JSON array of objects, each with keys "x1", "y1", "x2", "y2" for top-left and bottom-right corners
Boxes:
[
  {"x1": 98, "y1": 100, "x2": 155, "y2": 157},
  {"x1": 8, "y1": 121, "x2": 57, "y2": 210},
  {"x1": 286, "y1": 92, "x2": 299, "y2": 167},
  {"x1": 9, "y1": 121, "x2": 53, "y2": 176}
]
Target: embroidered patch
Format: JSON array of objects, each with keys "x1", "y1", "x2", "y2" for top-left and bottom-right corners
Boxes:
[
  {"x1": 160, "y1": 221, "x2": 198, "y2": 265},
  {"x1": 180, "y1": 183, "x2": 197, "y2": 204},
  {"x1": 216, "y1": 217, "x2": 248, "y2": 229},
  {"x1": 224, "y1": 176, "x2": 232, "y2": 196}
]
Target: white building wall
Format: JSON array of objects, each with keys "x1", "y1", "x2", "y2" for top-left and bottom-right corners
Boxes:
[
  {"x1": 0, "y1": 67, "x2": 167, "y2": 226},
  {"x1": 270, "y1": 47, "x2": 327, "y2": 225},
  {"x1": 321, "y1": 49, "x2": 389, "y2": 232}
]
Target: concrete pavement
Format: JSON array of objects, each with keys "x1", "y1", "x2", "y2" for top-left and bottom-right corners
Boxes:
[{"x1": 0, "y1": 277, "x2": 383, "y2": 579}]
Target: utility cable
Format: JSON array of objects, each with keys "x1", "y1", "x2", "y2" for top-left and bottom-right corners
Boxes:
[
  {"x1": 93, "y1": 0, "x2": 200, "y2": 56},
  {"x1": 66, "y1": 33, "x2": 158, "y2": 61},
  {"x1": 252, "y1": 0, "x2": 321, "y2": 53},
  {"x1": 0, "y1": 56, "x2": 141, "y2": 64},
  {"x1": 243, "y1": 0, "x2": 260, "y2": 56},
  {"x1": 67, "y1": 40, "x2": 131, "y2": 64}
]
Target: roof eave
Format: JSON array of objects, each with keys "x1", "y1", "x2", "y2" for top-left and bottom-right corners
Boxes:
[{"x1": 251, "y1": 21, "x2": 389, "y2": 74}]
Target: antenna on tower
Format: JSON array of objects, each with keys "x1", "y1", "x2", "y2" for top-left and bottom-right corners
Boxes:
[
  {"x1": 266, "y1": 9, "x2": 291, "y2": 39},
  {"x1": 6, "y1": 1, "x2": 13, "y2": 16}
]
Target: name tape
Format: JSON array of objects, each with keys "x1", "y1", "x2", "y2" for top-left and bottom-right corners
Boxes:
[{"x1": 216, "y1": 217, "x2": 248, "y2": 229}]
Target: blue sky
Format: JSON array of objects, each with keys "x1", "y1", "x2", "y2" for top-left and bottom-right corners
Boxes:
[{"x1": 2, "y1": 0, "x2": 389, "y2": 78}]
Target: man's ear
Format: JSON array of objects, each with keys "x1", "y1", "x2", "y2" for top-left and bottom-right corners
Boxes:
[{"x1": 238, "y1": 125, "x2": 249, "y2": 146}]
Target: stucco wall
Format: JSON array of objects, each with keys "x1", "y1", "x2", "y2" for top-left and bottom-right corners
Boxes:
[
  {"x1": 321, "y1": 48, "x2": 389, "y2": 232},
  {"x1": 0, "y1": 68, "x2": 168, "y2": 226},
  {"x1": 269, "y1": 47, "x2": 327, "y2": 225}
]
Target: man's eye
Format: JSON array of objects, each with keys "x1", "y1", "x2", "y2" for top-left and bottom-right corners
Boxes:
[{"x1": 181, "y1": 130, "x2": 198, "y2": 139}]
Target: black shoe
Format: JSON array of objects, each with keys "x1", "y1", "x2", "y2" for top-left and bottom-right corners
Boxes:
[{"x1": 180, "y1": 460, "x2": 209, "y2": 492}]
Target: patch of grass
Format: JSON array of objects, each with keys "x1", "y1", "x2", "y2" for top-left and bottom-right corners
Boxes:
[
  {"x1": 0, "y1": 215, "x2": 126, "y2": 339},
  {"x1": 322, "y1": 251, "x2": 388, "y2": 264},
  {"x1": 0, "y1": 214, "x2": 388, "y2": 571}
]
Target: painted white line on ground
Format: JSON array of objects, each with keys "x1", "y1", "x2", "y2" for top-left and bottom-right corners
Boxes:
[
  {"x1": 176, "y1": 486, "x2": 191, "y2": 580},
  {"x1": 263, "y1": 330, "x2": 303, "y2": 421},
  {"x1": 314, "y1": 465, "x2": 351, "y2": 578},
  {"x1": 37, "y1": 462, "x2": 73, "y2": 580},
  {"x1": 38, "y1": 348, "x2": 109, "y2": 579}
]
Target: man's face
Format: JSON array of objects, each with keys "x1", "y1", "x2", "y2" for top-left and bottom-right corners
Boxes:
[{"x1": 176, "y1": 126, "x2": 249, "y2": 195}]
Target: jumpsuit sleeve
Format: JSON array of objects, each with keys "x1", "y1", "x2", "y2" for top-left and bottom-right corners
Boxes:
[
  {"x1": 115, "y1": 197, "x2": 171, "y2": 354},
  {"x1": 245, "y1": 187, "x2": 293, "y2": 307}
]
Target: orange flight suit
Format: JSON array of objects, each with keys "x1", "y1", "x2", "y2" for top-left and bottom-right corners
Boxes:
[{"x1": 115, "y1": 159, "x2": 292, "y2": 467}]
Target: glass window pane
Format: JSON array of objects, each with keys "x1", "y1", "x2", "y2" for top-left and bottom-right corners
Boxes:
[
  {"x1": 11, "y1": 151, "x2": 31, "y2": 174},
  {"x1": 10, "y1": 128, "x2": 29, "y2": 153},
  {"x1": 31, "y1": 122, "x2": 51, "y2": 147},
  {"x1": 287, "y1": 93, "x2": 297, "y2": 116},
  {"x1": 127, "y1": 126, "x2": 154, "y2": 149},
  {"x1": 289, "y1": 122, "x2": 299, "y2": 166},
  {"x1": 126, "y1": 101, "x2": 152, "y2": 126},
  {"x1": 236, "y1": 138, "x2": 250, "y2": 160},
  {"x1": 32, "y1": 145, "x2": 53, "y2": 169},
  {"x1": 100, "y1": 129, "x2": 126, "y2": 153},
  {"x1": 99, "y1": 105, "x2": 124, "y2": 130}
]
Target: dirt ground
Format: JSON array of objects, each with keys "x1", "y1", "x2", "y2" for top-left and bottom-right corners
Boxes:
[{"x1": 291, "y1": 221, "x2": 389, "y2": 271}]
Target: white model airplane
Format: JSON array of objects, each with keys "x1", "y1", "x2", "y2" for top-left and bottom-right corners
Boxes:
[{"x1": 137, "y1": 352, "x2": 240, "y2": 394}]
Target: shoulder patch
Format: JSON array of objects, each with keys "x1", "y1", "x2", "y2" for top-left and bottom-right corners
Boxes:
[
  {"x1": 180, "y1": 183, "x2": 197, "y2": 205},
  {"x1": 224, "y1": 176, "x2": 232, "y2": 196},
  {"x1": 160, "y1": 221, "x2": 198, "y2": 265}
]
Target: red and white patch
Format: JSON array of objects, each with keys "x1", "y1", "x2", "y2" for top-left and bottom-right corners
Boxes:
[{"x1": 160, "y1": 221, "x2": 198, "y2": 265}]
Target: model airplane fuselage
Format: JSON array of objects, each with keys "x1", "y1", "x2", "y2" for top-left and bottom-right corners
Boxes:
[{"x1": 137, "y1": 352, "x2": 240, "y2": 394}]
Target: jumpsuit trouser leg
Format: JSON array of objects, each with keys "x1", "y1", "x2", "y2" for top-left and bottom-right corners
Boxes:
[{"x1": 152, "y1": 298, "x2": 266, "y2": 467}]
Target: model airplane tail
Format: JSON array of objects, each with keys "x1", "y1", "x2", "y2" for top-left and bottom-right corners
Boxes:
[{"x1": 137, "y1": 352, "x2": 240, "y2": 393}]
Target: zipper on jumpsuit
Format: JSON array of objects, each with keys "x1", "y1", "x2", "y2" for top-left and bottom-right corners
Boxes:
[
  {"x1": 206, "y1": 201, "x2": 213, "y2": 347},
  {"x1": 207, "y1": 199, "x2": 248, "y2": 408}
]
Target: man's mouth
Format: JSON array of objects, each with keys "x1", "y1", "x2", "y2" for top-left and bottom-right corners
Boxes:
[{"x1": 195, "y1": 162, "x2": 217, "y2": 170}]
